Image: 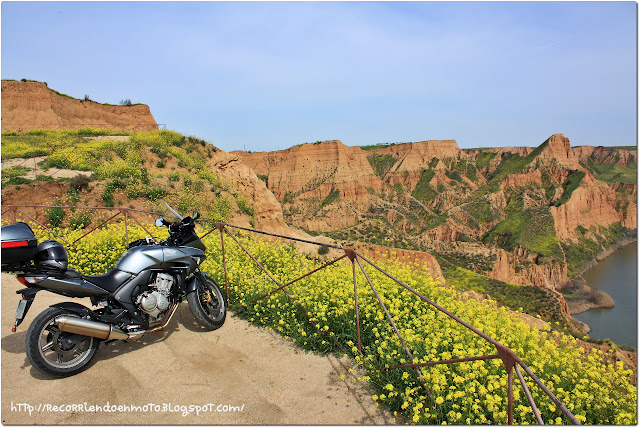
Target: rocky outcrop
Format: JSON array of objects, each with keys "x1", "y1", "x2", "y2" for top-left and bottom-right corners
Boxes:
[
  {"x1": 550, "y1": 173, "x2": 624, "y2": 240},
  {"x1": 1, "y1": 80, "x2": 157, "y2": 132},
  {"x1": 379, "y1": 140, "x2": 461, "y2": 174},
  {"x1": 233, "y1": 140, "x2": 380, "y2": 201},
  {"x1": 208, "y1": 151, "x2": 325, "y2": 248},
  {"x1": 465, "y1": 146, "x2": 532, "y2": 157},
  {"x1": 501, "y1": 170, "x2": 543, "y2": 189},
  {"x1": 536, "y1": 134, "x2": 583, "y2": 169},
  {"x1": 574, "y1": 145, "x2": 637, "y2": 166},
  {"x1": 235, "y1": 134, "x2": 636, "y2": 292},
  {"x1": 489, "y1": 249, "x2": 518, "y2": 283}
]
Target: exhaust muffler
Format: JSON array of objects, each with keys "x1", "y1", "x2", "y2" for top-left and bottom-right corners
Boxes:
[{"x1": 55, "y1": 316, "x2": 130, "y2": 341}]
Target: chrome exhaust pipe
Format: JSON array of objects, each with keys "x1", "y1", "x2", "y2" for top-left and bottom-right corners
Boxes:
[{"x1": 55, "y1": 316, "x2": 129, "y2": 341}]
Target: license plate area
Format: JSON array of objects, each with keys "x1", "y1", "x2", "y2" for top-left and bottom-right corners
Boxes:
[{"x1": 15, "y1": 299, "x2": 28, "y2": 321}]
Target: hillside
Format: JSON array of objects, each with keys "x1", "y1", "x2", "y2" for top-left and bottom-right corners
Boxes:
[
  {"x1": 1, "y1": 80, "x2": 158, "y2": 132},
  {"x1": 233, "y1": 135, "x2": 637, "y2": 305},
  {"x1": 0, "y1": 129, "x2": 317, "y2": 244}
]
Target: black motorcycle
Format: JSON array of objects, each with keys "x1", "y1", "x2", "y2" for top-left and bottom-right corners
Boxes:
[{"x1": 1, "y1": 209, "x2": 226, "y2": 377}]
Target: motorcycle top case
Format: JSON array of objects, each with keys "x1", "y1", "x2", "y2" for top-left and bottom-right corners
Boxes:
[{"x1": 1, "y1": 222, "x2": 38, "y2": 266}]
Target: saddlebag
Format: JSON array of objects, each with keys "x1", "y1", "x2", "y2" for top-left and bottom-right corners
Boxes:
[{"x1": 1, "y1": 222, "x2": 38, "y2": 269}]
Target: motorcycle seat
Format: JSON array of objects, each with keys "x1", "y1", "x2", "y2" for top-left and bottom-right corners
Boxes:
[{"x1": 82, "y1": 269, "x2": 133, "y2": 293}]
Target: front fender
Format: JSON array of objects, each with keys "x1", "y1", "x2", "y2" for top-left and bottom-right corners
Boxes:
[
  {"x1": 185, "y1": 272, "x2": 211, "y2": 294},
  {"x1": 185, "y1": 274, "x2": 199, "y2": 294}
]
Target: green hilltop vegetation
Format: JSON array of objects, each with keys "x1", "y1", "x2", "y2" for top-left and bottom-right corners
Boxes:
[{"x1": 1, "y1": 128, "x2": 256, "y2": 225}]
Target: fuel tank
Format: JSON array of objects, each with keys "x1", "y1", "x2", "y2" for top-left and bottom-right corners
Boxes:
[{"x1": 114, "y1": 245, "x2": 205, "y2": 275}]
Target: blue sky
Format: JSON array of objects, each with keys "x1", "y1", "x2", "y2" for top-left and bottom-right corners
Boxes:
[{"x1": 1, "y1": 1, "x2": 636, "y2": 152}]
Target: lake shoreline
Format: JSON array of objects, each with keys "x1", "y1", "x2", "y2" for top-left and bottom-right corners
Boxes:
[
  {"x1": 560, "y1": 238, "x2": 636, "y2": 332},
  {"x1": 567, "y1": 238, "x2": 637, "y2": 343}
]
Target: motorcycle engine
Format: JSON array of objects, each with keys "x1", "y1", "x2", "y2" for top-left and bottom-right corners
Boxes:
[{"x1": 136, "y1": 273, "x2": 174, "y2": 319}]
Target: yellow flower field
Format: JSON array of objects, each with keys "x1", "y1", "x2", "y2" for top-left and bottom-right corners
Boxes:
[{"x1": 27, "y1": 222, "x2": 637, "y2": 425}]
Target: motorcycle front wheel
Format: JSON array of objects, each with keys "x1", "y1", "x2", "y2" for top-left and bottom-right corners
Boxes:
[
  {"x1": 25, "y1": 307, "x2": 99, "y2": 377},
  {"x1": 187, "y1": 275, "x2": 226, "y2": 330}
]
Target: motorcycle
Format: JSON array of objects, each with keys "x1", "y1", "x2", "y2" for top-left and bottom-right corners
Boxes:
[{"x1": 1, "y1": 208, "x2": 226, "y2": 377}]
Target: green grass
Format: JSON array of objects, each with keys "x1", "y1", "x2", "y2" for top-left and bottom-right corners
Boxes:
[
  {"x1": 359, "y1": 142, "x2": 402, "y2": 151},
  {"x1": 411, "y1": 169, "x2": 437, "y2": 201},
  {"x1": 475, "y1": 152, "x2": 497, "y2": 169},
  {"x1": 465, "y1": 164, "x2": 477, "y2": 181},
  {"x1": 484, "y1": 138, "x2": 550, "y2": 191},
  {"x1": 440, "y1": 261, "x2": 571, "y2": 330},
  {"x1": 320, "y1": 188, "x2": 341, "y2": 208},
  {"x1": 582, "y1": 160, "x2": 637, "y2": 184},
  {"x1": 553, "y1": 171, "x2": 586, "y2": 206},
  {"x1": 463, "y1": 198, "x2": 497, "y2": 224},
  {"x1": 483, "y1": 205, "x2": 562, "y2": 260},
  {"x1": 604, "y1": 146, "x2": 637, "y2": 151},
  {"x1": 423, "y1": 213, "x2": 449, "y2": 230},
  {"x1": 367, "y1": 153, "x2": 398, "y2": 178},
  {"x1": 562, "y1": 223, "x2": 634, "y2": 278}
]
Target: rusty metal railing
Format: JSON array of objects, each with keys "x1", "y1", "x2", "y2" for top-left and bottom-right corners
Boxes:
[
  {"x1": 200, "y1": 220, "x2": 579, "y2": 425},
  {"x1": 1, "y1": 204, "x2": 580, "y2": 425}
]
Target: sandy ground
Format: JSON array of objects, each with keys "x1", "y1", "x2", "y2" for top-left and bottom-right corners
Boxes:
[
  {"x1": 1, "y1": 273, "x2": 393, "y2": 425},
  {"x1": 1, "y1": 156, "x2": 92, "y2": 180}
]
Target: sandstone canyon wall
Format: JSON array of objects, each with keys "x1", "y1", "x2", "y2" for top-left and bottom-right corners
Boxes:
[{"x1": 1, "y1": 80, "x2": 158, "y2": 132}]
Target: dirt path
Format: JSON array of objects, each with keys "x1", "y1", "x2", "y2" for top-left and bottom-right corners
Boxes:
[{"x1": 1, "y1": 273, "x2": 392, "y2": 424}]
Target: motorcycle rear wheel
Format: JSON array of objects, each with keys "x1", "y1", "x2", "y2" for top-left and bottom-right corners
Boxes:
[
  {"x1": 187, "y1": 275, "x2": 226, "y2": 330},
  {"x1": 25, "y1": 307, "x2": 99, "y2": 377}
]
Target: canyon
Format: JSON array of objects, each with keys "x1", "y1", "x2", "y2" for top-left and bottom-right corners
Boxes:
[
  {"x1": 234, "y1": 134, "x2": 637, "y2": 294},
  {"x1": 2, "y1": 80, "x2": 636, "y2": 335}
]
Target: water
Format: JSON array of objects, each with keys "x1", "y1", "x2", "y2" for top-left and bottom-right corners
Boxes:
[{"x1": 573, "y1": 242, "x2": 637, "y2": 348}]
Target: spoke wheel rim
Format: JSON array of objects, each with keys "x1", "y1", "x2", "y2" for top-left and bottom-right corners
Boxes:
[
  {"x1": 199, "y1": 281, "x2": 225, "y2": 322},
  {"x1": 37, "y1": 315, "x2": 96, "y2": 370}
]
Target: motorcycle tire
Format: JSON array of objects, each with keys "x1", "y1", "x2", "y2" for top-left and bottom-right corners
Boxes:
[
  {"x1": 187, "y1": 275, "x2": 226, "y2": 330},
  {"x1": 25, "y1": 307, "x2": 99, "y2": 377}
]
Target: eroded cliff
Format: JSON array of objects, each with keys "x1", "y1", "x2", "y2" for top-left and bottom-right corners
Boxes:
[
  {"x1": 1, "y1": 80, "x2": 158, "y2": 132},
  {"x1": 234, "y1": 134, "x2": 637, "y2": 291}
]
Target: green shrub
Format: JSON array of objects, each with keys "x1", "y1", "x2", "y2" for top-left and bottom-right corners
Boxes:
[
  {"x1": 69, "y1": 212, "x2": 92, "y2": 229},
  {"x1": 236, "y1": 194, "x2": 255, "y2": 217},
  {"x1": 69, "y1": 174, "x2": 91, "y2": 191},
  {"x1": 207, "y1": 197, "x2": 231, "y2": 222},
  {"x1": 47, "y1": 205, "x2": 65, "y2": 227}
]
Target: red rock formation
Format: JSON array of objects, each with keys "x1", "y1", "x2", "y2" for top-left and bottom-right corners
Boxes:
[
  {"x1": 550, "y1": 173, "x2": 623, "y2": 240},
  {"x1": 1, "y1": 80, "x2": 157, "y2": 132},
  {"x1": 465, "y1": 146, "x2": 533, "y2": 157},
  {"x1": 233, "y1": 140, "x2": 380, "y2": 201},
  {"x1": 501, "y1": 170, "x2": 543, "y2": 189},
  {"x1": 536, "y1": 134, "x2": 583, "y2": 169},
  {"x1": 574, "y1": 145, "x2": 637, "y2": 166},
  {"x1": 489, "y1": 249, "x2": 519, "y2": 283},
  {"x1": 377, "y1": 140, "x2": 461, "y2": 173}
]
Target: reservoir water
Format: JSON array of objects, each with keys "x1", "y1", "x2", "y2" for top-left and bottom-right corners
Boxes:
[{"x1": 573, "y1": 242, "x2": 637, "y2": 348}]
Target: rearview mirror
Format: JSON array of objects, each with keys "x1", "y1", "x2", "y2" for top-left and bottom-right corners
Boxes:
[{"x1": 155, "y1": 218, "x2": 165, "y2": 227}]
